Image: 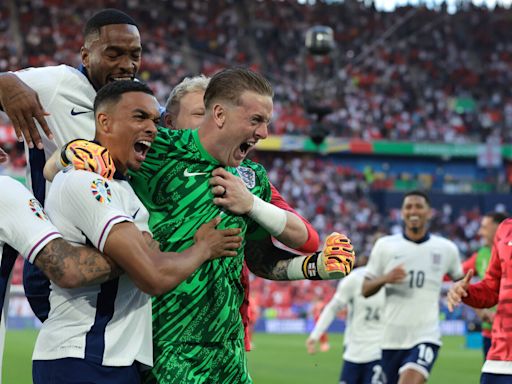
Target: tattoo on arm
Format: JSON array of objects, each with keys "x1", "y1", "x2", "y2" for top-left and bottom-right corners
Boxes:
[
  {"x1": 35, "y1": 238, "x2": 123, "y2": 288},
  {"x1": 245, "y1": 237, "x2": 296, "y2": 280}
]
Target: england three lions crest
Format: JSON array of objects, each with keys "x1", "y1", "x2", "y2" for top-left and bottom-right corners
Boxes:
[{"x1": 236, "y1": 166, "x2": 256, "y2": 189}]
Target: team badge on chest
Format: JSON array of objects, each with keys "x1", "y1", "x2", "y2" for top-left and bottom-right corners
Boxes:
[{"x1": 236, "y1": 166, "x2": 256, "y2": 189}]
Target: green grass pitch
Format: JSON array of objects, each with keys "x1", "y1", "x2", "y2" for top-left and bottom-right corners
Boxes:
[{"x1": 4, "y1": 330, "x2": 482, "y2": 383}]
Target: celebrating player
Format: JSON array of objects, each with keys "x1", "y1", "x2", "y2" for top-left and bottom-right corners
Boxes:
[
  {"x1": 0, "y1": 148, "x2": 128, "y2": 383},
  {"x1": 306, "y1": 255, "x2": 386, "y2": 384},
  {"x1": 447, "y1": 216, "x2": 512, "y2": 384},
  {"x1": 460, "y1": 211, "x2": 507, "y2": 359},
  {"x1": 0, "y1": 8, "x2": 144, "y2": 322},
  {"x1": 31, "y1": 80, "x2": 241, "y2": 383},
  {"x1": 162, "y1": 74, "x2": 353, "y2": 351},
  {"x1": 362, "y1": 190, "x2": 463, "y2": 384},
  {"x1": 126, "y1": 67, "x2": 352, "y2": 383}
]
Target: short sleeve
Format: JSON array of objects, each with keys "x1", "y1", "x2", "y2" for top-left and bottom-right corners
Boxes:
[
  {"x1": 0, "y1": 177, "x2": 62, "y2": 263},
  {"x1": 54, "y1": 171, "x2": 133, "y2": 251}
]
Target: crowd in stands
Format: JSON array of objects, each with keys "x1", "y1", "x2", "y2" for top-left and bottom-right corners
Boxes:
[
  {"x1": 2, "y1": 0, "x2": 511, "y2": 324},
  {"x1": 2, "y1": 1, "x2": 512, "y2": 143}
]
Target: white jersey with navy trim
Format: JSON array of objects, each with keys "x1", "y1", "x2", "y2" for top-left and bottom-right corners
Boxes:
[
  {"x1": 310, "y1": 267, "x2": 384, "y2": 363},
  {"x1": 0, "y1": 176, "x2": 62, "y2": 382},
  {"x1": 365, "y1": 233, "x2": 463, "y2": 350},
  {"x1": 32, "y1": 170, "x2": 153, "y2": 367},
  {"x1": 0, "y1": 176, "x2": 62, "y2": 263},
  {"x1": 13, "y1": 65, "x2": 96, "y2": 198}
]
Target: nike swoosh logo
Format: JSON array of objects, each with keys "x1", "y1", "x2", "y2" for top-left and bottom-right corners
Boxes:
[
  {"x1": 70, "y1": 108, "x2": 92, "y2": 116},
  {"x1": 184, "y1": 168, "x2": 208, "y2": 177},
  {"x1": 132, "y1": 208, "x2": 141, "y2": 219}
]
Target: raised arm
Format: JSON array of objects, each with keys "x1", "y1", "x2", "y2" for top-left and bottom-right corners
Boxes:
[{"x1": 0, "y1": 73, "x2": 52, "y2": 149}]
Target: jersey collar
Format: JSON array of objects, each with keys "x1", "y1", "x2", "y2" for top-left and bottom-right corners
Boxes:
[
  {"x1": 192, "y1": 129, "x2": 219, "y2": 164},
  {"x1": 78, "y1": 64, "x2": 96, "y2": 90},
  {"x1": 402, "y1": 232, "x2": 430, "y2": 244}
]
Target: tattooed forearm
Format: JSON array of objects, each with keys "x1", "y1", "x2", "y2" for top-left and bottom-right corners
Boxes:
[
  {"x1": 34, "y1": 238, "x2": 123, "y2": 288},
  {"x1": 245, "y1": 237, "x2": 296, "y2": 280}
]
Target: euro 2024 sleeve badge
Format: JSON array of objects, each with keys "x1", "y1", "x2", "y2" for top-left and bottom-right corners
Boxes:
[
  {"x1": 29, "y1": 198, "x2": 50, "y2": 221},
  {"x1": 90, "y1": 179, "x2": 112, "y2": 203}
]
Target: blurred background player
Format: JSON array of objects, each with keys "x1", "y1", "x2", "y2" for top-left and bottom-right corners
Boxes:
[
  {"x1": 461, "y1": 211, "x2": 508, "y2": 359},
  {"x1": 310, "y1": 294, "x2": 331, "y2": 352},
  {"x1": 362, "y1": 190, "x2": 463, "y2": 384},
  {"x1": 306, "y1": 255, "x2": 386, "y2": 384},
  {"x1": 0, "y1": 8, "x2": 144, "y2": 322},
  {"x1": 447, "y1": 216, "x2": 512, "y2": 384}
]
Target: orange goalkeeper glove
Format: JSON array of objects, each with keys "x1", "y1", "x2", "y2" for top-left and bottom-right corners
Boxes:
[
  {"x1": 60, "y1": 139, "x2": 115, "y2": 180},
  {"x1": 285, "y1": 232, "x2": 356, "y2": 281},
  {"x1": 316, "y1": 232, "x2": 356, "y2": 279}
]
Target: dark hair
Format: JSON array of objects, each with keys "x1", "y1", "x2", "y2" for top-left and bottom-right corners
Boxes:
[
  {"x1": 94, "y1": 81, "x2": 153, "y2": 113},
  {"x1": 203, "y1": 67, "x2": 273, "y2": 110},
  {"x1": 403, "y1": 190, "x2": 431, "y2": 206},
  {"x1": 484, "y1": 211, "x2": 508, "y2": 224},
  {"x1": 84, "y1": 9, "x2": 138, "y2": 39}
]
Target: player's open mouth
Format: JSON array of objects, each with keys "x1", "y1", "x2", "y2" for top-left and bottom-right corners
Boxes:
[
  {"x1": 239, "y1": 141, "x2": 255, "y2": 155},
  {"x1": 134, "y1": 140, "x2": 152, "y2": 162},
  {"x1": 407, "y1": 215, "x2": 420, "y2": 223}
]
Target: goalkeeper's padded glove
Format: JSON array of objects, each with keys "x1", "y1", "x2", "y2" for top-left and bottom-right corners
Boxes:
[
  {"x1": 59, "y1": 139, "x2": 115, "y2": 180},
  {"x1": 302, "y1": 232, "x2": 356, "y2": 280}
]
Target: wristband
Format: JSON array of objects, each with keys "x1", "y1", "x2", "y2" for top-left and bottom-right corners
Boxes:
[{"x1": 248, "y1": 195, "x2": 287, "y2": 237}]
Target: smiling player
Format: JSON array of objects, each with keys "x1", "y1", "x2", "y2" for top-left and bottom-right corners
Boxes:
[{"x1": 362, "y1": 190, "x2": 463, "y2": 384}]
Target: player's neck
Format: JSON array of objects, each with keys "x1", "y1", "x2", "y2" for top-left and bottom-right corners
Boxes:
[{"x1": 404, "y1": 228, "x2": 428, "y2": 242}]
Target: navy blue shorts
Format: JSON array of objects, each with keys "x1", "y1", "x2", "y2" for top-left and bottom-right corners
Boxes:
[
  {"x1": 382, "y1": 343, "x2": 439, "y2": 384},
  {"x1": 481, "y1": 373, "x2": 512, "y2": 384},
  {"x1": 33, "y1": 358, "x2": 141, "y2": 384},
  {"x1": 340, "y1": 359, "x2": 386, "y2": 384}
]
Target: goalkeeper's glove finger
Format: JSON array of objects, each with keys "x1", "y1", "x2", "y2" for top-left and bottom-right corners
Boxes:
[{"x1": 60, "y1": 139, "x2": 116, "y2": 180}]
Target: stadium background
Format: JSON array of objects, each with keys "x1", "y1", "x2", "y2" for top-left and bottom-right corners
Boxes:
[{"x1": 1, "y1": 0, "x2": 511, "y2": 382}]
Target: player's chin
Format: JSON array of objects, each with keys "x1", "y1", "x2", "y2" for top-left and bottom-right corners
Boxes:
[{"x1": 127, "y1": 159, "x2": 143, "y2": 172}]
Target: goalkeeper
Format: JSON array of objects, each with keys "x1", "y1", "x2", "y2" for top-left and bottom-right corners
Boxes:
[{"x1": 50, "y1": 68, "x2": 356, "y2": 384}]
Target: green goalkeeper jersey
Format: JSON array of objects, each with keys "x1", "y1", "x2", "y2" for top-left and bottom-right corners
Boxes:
[{"x1": 130, "y1": 127, "x2": 271, "y2": 344}]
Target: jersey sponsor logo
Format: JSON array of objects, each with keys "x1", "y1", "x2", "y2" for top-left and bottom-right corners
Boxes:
[
  {"x1": 28, "y1": 198, "x2": 49, "y2": 221},
  {"x1": 183, "y1": 168, "x2": 208, "y2": 177},
  {"x1": 236, "y1": 166, "x2": 255, "y2": 189},
  {"x1": 70, "y1": 108, "x2": 92, "y2": 116},
  {"x1": 90, "y1": 179, "x2": 112, "y2": 203}
]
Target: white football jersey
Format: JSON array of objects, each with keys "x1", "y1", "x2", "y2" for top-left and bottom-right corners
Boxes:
[
  {"x1": 32, "y1": 170, "x2": 153, "y2": 367},
  {"x1": 0, "y1": 176, "x2": 62, "y2": 381},
  {"x1": 365, "y1": 233, "x2": 463, "y2": 349},
  {"x1": 14, "y1": 65, "x2": 96, "y2": 197},
  {"x1": 310, "y1": 267, "x2": 384, "y2": 363}
]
